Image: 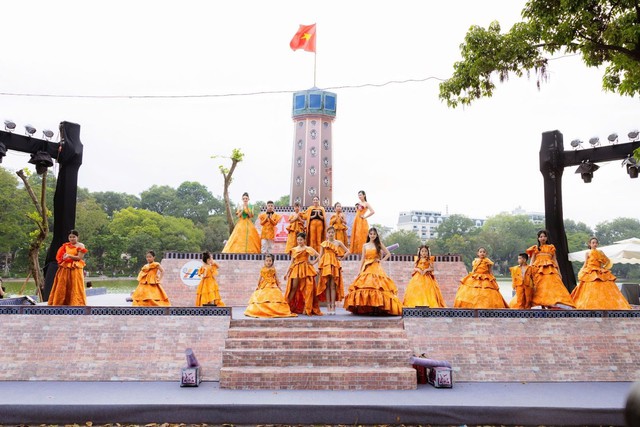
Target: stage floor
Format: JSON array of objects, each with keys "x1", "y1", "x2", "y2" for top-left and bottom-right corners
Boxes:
[{"x1": 0, "y1": 380, "x2": 631, "y2": 426}]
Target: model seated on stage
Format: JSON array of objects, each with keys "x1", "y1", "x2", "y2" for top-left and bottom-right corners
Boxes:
[{"x1": 244, "y1": 254, "x2": 297, "y2": 318}]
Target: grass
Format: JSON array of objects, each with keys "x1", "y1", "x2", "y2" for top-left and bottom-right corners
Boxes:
[{"x1": 1, "y1": 277, "x2": 137, "y2": 297}]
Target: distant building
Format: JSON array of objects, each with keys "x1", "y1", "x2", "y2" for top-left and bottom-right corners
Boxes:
[{"x1": 511, "y1": 206, "x2": 545, "y2": 225}]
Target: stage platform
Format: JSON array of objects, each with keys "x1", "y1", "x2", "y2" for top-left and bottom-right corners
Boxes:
[{"x1": 0, "y1": 380, "x2": 631, "y2": 426}]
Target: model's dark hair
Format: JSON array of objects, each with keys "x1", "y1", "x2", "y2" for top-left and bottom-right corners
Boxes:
[
  {"x1": 366, "y1": 227, "x2": 382, "y2": 256},
  {"x1": 326, "y1": 226, "x2": 335, "y2": 233},
  {"x1": 242, "y1": 192, "x2": 249, "y2": 198},
  {"x1": 519, "y1": 252, "x2": 529, "y2": 261},
  {"x1": 69, "y1": 229, "x2": 79, "y2": 237},
  {"x1": 293, "y1": 201, "x2": 300, "y2": 207},
  {"x1": 297, "y1": 232, "x2": 306, "y2": 240},
  {"x1": 537, "y1": 229, "x2": 549, "y2": 250},
  {"x1": 358, "y1": 190, "x2": 367, "y2": 201},
  {"x1": 147, "y1": 250, "x2": 156, "y2": 257},
  {"x1": 415, "y1": 245, "x2": 431, "y2": 266},
  {"x1": 202, "y1": 252, "x2": 211, "y2": 263},
  {"x1": 267, "y1": 200, "x2": 274, "y2": 205},
  {"x1": 334, "y1": 202, "x2": 341, "y2": 208},
  {"x1": 264, "y1": 253, "x2": 274, "y2": 262}
]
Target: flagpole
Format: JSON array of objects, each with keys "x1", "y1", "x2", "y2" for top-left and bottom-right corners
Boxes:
[{"x1": 313, "y1": 52, "x2": 317, "y2": 87}]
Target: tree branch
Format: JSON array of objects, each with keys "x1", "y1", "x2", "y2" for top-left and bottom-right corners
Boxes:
[{"x1": 16, "y1": 170, "x2": 43, "y2": 218}]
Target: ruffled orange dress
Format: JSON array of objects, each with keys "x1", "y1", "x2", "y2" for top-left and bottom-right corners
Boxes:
[
  {"x1": 527, "y1": 244, "x2": 575, "y2": 308},
  {"x1": 48, "y1": 243, "x2": 88, "y2": 306},
  {"x1": 195, "y1": 263, "x2": 225, "y2": 307},
  {"x1": 454, "y1": 257, "x2": 508, "y2": 309},
  {"x1": 403, "y1": 256, "x2": 447, "y2": 308},
  {"x1": 570, "y1": 249, "x2": 631, "y2": 310},
  {"x1": 317, "y1": 240, "x2": 346, "y2": 302},
  {"x1": 343, "y1": 247, "x2": 403, "y2": 315},
  {"x1": 132, "y1": 262, "x2": 170, "y2": 306},
  {"x1": 222, "y1": 207, "x2": 261, "y2": 253},
  {"x1": 330, "y1": 213, "x2": 349, "y2": 247},
  {"x1": 244, "y1": 267, "x2": 297, "y2": 318},
  {"x1": 284, "y1": 246, "x2": 322, "y2": 315},
  {"x1": 305, "y1": 206, "x2": 326, "y2": 253},
  {"x1": 285, "y1": 211, "x2": 306, "y2": 254},
  {"x1": 349, "y1": 205, "x2": 369, "y2": 255}
]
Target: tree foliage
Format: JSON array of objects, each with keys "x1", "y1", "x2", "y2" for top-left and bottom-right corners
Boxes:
[
  {"x1": 440, "y1": 1, "x2": 640, "y2": 108},
  {"x1": 595, "y1": 217, "x2": 640, "y2": 244},
  {"x1": 384, "y1": 230, "x2": 423, "y2": 255}
]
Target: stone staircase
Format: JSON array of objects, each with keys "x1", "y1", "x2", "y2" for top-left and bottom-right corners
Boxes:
[{"x1": 219, "y1": 317, "x2": 417, "y2": 390}]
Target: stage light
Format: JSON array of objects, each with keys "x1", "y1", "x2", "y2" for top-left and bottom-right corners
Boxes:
[
  {"x1": 607, "y1": 133, "x2": 618, "y2": 144},
  {"x1": 0, "y1": 142, "x2": 6, "y2": 163},
  {"x1": 575, "y1": 160, "x2": 599, "y2": 183},
  {"x1": 4, "y1": 120, "x2": 16, "y2": 132},
  {"x1": 28, "y1": 150, "x2": 54, "y2": 175},
  {"x1": 588, "y1": 137, "x2": 600, "y2": 147},
  {"x1": 25, "y1": 125, "x2": 36, "y2": 136},
  {"x1": 622, "y1": 155, "x2": 639, "y2": 179},
  {"x1": 42, "y1": 129, "x2": 54, "y2": 140},
  {"x1": 570, "y1": 139, "x2": 583, "y2": 149},
  {"x1": 629, "y1": 130, "x2": 639, "y2": 141}
]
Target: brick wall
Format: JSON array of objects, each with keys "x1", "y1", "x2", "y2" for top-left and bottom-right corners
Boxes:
[
  {"x1": 405, "y1": 317, "x2": 640, "y2": 382},
  {"x1": 0, "y1": 315, "x2": 229, "y2": 381},
  {"x1": 161, "y1": 257, "x2": 468, "y2": 307}
]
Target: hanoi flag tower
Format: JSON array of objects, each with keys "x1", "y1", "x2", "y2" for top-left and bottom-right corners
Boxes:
[{"x1": 290, "y1": 89, "x2": 337, "y2": 207}]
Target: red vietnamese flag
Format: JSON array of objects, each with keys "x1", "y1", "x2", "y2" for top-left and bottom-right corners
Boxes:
[{"x1": 290, "y1": 24, "x2": 316, "y2": 53}]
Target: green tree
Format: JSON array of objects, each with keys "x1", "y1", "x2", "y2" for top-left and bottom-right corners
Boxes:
[
  {"x1": 564, "y1": 219, "x2": 594, "y2": 253},
  {"x1": 93, "y1": 191, "x2": 140, "y2": 217},
  {"x1": 202, "y1": 215, "x2": 230, "y2": 252},
  {"x1": 0, "y1": 167, "x2": 31, "y2": 275},
  {"x1": 167, "y1": 181, "x2": 224, "y2": 226},
  {"x1": 75, "y1": 197, "x2": 110, "y2": 274},
  {"x1": 595, "y1": 217, "x2": 640, "y2": 244},
  {"x1": 384, "y1": 230, "x2": 423, "y2": 255},
  {"x1": 213, "y1": 148, "x2": 245, "y2": 235},
  {"x1": 274, "y1": 195, "x2": 290, "y2": 206},
  {"x1": 440, "y1": 1, "x2": 640, "y2": 108},
  {"x1": 139, "y1": 185, "x2": 177, "y2": 215},
  {"x1": 435, "y1": 214, "x2": 476, "y2": 240},
  {"x1": 477, "y1": 214, "x2": 538, "y2": 274}
]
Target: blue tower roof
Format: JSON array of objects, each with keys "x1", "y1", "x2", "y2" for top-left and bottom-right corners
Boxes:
[{"x1": 292, "y1": 89, "x2": 337, "y2": 118}]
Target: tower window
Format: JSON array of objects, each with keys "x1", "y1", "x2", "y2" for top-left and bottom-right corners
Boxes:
[
  {"x1": 309, "y1": 94, "x2": 322, "y2": 109},
  {"x1": 325, "y1": 95, "x2": 336, "y2": 111},
  {"x1": 295, "y1": 95, "x2": 305, "y2": 110}
]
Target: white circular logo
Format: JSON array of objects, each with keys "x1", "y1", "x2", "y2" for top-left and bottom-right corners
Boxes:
[{"x1": 180, "y1": 260, "x2": 203, "y2": 287}]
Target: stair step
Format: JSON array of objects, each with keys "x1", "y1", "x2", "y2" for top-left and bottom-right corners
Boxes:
[
  {"x1": 222, "y1": 348, "x2": 412, "y2": 367},
  {"x1": 227, "y1": 328, "x2": 407, "y2": 339},
  {"x1": 219, "y1": 366, "x2": 417, "y2": 390},
  {"x1": 229, "y1": 318, "x2": 404, "y2": 329},
  {"x1": 224, "y1": 337, "x2": 409, "y2": 350}
]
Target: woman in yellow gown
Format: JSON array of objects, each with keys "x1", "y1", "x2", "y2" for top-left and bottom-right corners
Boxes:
[
  {"x1": 195, "y1": 252, "x2": 225, "y2": 307},
  {"x1": 48, "y1": 230, "x2": 88, "y2": 306},
  {"x1": 245, "y1": 254, "x2": 297, "y2": 318},
  {"x1": 454, "y1": 247, "x2": 508, "y2": 309},
  {"x1": 344, "y1": 227, "x2": 403, "y2": 316},
  {"x1": 132, "y1": 250, "x2": 170, "y2": 306},
  {"x1": 571, "y1": 237, "x2": 631, "y2": 310},
  {"x1": 284, "y1": 232, "x2": 322, "y2": 315},
  {"x1": 403, "y1": 245, "x2": 447, "y2": 308},
  {"x1": 222, "y1": 192, "x2": 261, "y2": 253},
  {"x1": 285, "y1": 202, "x2": 306, "y2": 254},
  {"x1": 330, "y1": 202, "x2": 349, "y2": 247},
  {"x1": 349, "y1": 190, "x2": 374, "y2": 255},
  {"x1": 304, "y1": 196, "x2": 326, "y2": 253},
  {"x1": 527, "y1": 230, "x2": 576, "y2": 309},
  {"x1": 317, "y1": 226, "x2": 350, "y2": 314}
]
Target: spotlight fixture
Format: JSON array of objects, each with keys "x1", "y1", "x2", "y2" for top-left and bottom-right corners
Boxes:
[
  {"x1": 575, "y1": 160, "x2": 599, "y2": 183},
  {"x1": 629, "y1": 130, "x2": 639, "y2": 141},
  {"x1": 24, "y1": 125, "x2": 36, "y2": 136},
  {"x1": 4, "y1": 120, "x2": 16, "y2": 132},
  {"x1": 607, "y1": 133, "x2": 618, "y2": 144},
  {"x1": 570, "y1": 139, "x2": 583, "y2": 149},
  {"x1": 28, "y1": 150, "x2": 54, "y2": 175},
  {"x1": 588, "y1": 137, "x2": 600, "y2": 147},
  {"x1": 42, "y1": 129, "x2": 54, "y2": 140},
  {"x1": 622, "y1": 155, "x2": 639, "y2": 179},
  {"x1": 0, "y1": 142, "x2": 6, "y2": 163}
]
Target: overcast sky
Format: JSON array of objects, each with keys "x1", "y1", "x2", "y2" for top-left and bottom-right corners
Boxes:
[{"x1": 1, "y1": 0, "x2": 638, "y2": 231}]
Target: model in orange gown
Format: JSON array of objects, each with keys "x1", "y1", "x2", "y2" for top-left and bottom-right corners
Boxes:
[
  {"x1": 344, "y1": 227, "x2": 403, "y2": 316},
  {"x1": 571, "y1": 237, "x2": 631, "y2": 310},
  {"x1": 330, "y1": 202, "x2": 349, "y2": 247},
  {"x1": 222, "y1": 192, "x2": 261, "y2": 254},
  {"x1": 195, "y1": 252, "x2": 225, "y2": 307},
  {"x1": 527, "y1": 230, "x2": 575, "y2": 309},
  {"x1": 48, "y1": 230, "x2": 88, "y2": 306},
  {"x1": 304, "y1": 196, "x2": 326, "y2": 253},
  {"x1": 285, "y1": 202, "x2": 306, "y2": 254},
  {"x1": 132, "y1": 251, "x2": 170, "y2": 306},
  {"x1": 284, "y1": 233, "x2": 322, "y2": 316},
  {"x1": 245, "y1": 254, "x2": 297, "y2": 318},
  {"x1": 317, "y1": 227, "x2": 350, "y2": 314},
  {"x1": 454, "y1": 248, "x2": 509, "y2": 309},
  {"x1": 403, "y1": 245, "x2": 447, "y2": 308},
  {"x1": 349, "y1": 190, "x2": 374, "y2": 255},
  {"x1": 508, "y1": 253, "x2": 534, "y2": 309}
]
